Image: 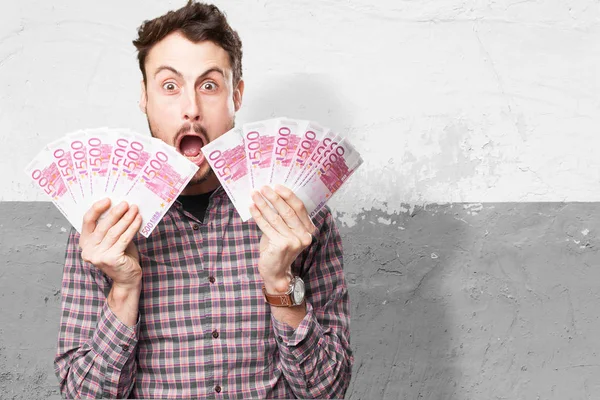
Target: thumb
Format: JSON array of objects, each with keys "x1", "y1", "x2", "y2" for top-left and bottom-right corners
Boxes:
[{"x1": 125, "y1": 241, "x2": 139, "y2": 259}]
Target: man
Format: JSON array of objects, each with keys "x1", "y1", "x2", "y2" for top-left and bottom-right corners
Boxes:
[{"x1": 54, "y1": 1, "x2": 353, "y2": 398}]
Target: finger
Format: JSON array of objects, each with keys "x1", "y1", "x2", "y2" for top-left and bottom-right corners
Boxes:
[
  {"x1": 274, "y1": 184, "x2": 317, "y2": 236},
  {"x1": 249, "y1": 201, "x2": 281, "y2": 240},
  {"x1": 251, "y1": 190, "x2": 295, "y2": 237},
  {"x1": 94, "y1": 201, "x2": 130, "y2": 238},
  {"x1": 260, "y1": 185, "x2": 309, "y2": 242},
  {"x1": 112, "y1": 210, "x2": 143, "y2": 254},
  {"x1": 100, "y1": 204, "x2": 140, "y2": 249},
  {"x1": 81, "y1": 198, "x2": 111, "y2": 237}
]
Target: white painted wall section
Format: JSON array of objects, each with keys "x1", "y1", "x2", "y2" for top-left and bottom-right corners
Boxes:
[{"x1": 2, "y1": 0, "x2": 599, "y2": 217}]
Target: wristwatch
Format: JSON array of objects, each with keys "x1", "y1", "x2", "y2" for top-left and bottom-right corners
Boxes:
[{"x1": 262, "y1": 276, "x2": 305, "y2": 307}]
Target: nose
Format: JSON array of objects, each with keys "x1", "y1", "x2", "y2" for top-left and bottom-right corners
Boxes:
[{"x1": 181, "y1": 88, "x2": 201, "y2": 122}]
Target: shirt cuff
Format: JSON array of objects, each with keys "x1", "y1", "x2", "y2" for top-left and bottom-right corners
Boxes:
[
  {"x1": 91, "y1": 301, "x2": 139, "y2": 371},
  {"x1": 271, "y1": 302, "x2": 324, "y2": 364}
]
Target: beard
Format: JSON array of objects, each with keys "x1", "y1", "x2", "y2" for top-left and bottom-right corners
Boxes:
[{"x1": 188, "y1": 167, "x2": 215, "y2": 186}]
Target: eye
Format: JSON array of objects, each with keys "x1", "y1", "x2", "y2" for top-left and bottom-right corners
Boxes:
[
  {"x1": 162, "y1": 82, "x2": 178, "y2": 91},
  {"x1": 201, "y1": 81, "x2": 218, "y2": 91}
]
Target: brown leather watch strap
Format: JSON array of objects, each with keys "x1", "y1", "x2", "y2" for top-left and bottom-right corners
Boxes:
[{"x1": 262, "y1": 286, "x2": 294, "y2": 307}]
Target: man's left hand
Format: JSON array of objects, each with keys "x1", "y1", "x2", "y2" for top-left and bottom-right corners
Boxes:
[{"x1": 249, "y1": 184, "x2": 316, "y2": 294}]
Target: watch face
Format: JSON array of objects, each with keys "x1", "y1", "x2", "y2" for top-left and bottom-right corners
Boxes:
[{"x1": 292, "y1": 277, "x2": 305, "y2": 305}]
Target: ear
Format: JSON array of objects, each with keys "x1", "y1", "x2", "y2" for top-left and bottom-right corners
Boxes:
[
  {"x1": 139, "y1": 80, "x2": 147, "y2": 114},
  {"x1": 233, "y1": 79, "x2": 244, "y2": 112}
]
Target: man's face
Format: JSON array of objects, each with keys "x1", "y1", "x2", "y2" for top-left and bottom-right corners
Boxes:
[{"x1": 139, "y1": 31, "x2": 244, "y2": 195}]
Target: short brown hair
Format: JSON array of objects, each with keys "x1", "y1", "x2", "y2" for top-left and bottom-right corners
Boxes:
[{"x1": 132, "y1": 1, "x2": 243, "y2": 86}]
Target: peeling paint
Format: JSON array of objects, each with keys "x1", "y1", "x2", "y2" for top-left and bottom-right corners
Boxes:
[
  {"x1": 464, "y1": 203, "x2": 484, "y2": 215},
  {"x1": 377, "y1": 217, "x2": 392, "y2": 225}
]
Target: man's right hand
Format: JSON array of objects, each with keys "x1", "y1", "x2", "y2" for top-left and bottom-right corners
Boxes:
[{"x1": 80, "y1": 198, "x2": 143, "y2": 290}]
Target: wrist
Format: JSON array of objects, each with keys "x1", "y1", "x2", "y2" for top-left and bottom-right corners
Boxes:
[
  {"x1": 111, "y1": 280, "x2": 141, "y2": 297},
  {"x1": 112, "y1": 268, "x2": 143, "y2": 291},
  {"x1": 112, "y1": 278, "x2": 142, "y2": 294},
  {"x1": 262, "y1": 275, "x2": 292, "y2": 294},
  {"x1": 109, "y1": 280, "x2": 141, "y2": 312},
  {"x1": 108, "y1": 282, "x2": 141, "y2": 328}
]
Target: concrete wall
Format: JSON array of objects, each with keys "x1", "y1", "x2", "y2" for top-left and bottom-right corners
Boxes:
[{"x1": 1, "y1": 0, "x2": 599, "y2": 399}]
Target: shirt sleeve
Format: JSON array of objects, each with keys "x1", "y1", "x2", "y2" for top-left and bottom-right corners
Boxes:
[
  {"x1": 54, "y1": 229, "x2": 139, "y2": 399},
  {"x1": 271, "y1": 207, "x2": 354, "y2": 399}
]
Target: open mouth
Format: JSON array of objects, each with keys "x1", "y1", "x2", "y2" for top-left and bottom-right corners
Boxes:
[{"x1": 177, "y1": 134, "x2": 206, "y2": 166}]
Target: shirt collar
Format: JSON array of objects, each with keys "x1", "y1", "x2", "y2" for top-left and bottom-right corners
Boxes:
[{"x1": 172, "y1": 185, "x2": 226, "y2": 210}]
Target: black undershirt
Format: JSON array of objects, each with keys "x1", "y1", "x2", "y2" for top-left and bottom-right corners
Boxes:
[{"x1": 177, "y1": 190, "x2": 215, "y2": 222}]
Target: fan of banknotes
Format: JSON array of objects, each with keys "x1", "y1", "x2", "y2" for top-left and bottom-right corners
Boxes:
[
  {"x1": 25, "y1": 118, "x2": 362, "y2": 237},
  {"x1": 25, "y1": 128, "x2": 199, "y2": 237},
  {"x1": 202, "y1": 118, "x2": 363, "y2": 221}
]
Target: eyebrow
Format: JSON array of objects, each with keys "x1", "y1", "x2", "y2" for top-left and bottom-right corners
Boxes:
[{"x1": 153, "y1": 65, "x2": 226, "y2": 85}]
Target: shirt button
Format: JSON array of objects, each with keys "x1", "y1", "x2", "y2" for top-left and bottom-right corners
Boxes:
[
  {"x1": 192, "y1": 224, "x2": 199, "y2": 230},
  {"x1": 215, "y1": 385, "x2": 222, "y2": 393},
  {"x1": 212, "y1": 330, "x2": 219, "y2": 338},
  {"x1": 120, "y1": 344, "x2": 129, "y2": 351},
  {"x1": 209, "y1": 276, "x2": 215, "y2": 283}
]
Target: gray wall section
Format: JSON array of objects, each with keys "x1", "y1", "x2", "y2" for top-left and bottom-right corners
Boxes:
[{"x1": 1, "y1": 202, "x2": 598, "y2": 399}]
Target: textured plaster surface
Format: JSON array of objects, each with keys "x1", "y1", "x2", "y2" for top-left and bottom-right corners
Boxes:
[
  {"x1": 2, "y1": 203, "x2": 600, "y2": 399},
  {"x1": 2, "y1": 0, "x2": 600, "y2": 398},
  {"x1": 1, "y1": 0, "x2": 600, "y2": 215}
]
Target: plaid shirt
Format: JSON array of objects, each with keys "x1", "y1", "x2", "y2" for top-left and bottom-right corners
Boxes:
[{"x1": 54, "y1": 186, "x2": 353, "y2": 399}]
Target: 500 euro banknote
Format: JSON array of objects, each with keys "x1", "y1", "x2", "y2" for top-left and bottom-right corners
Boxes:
[
  {"x1": 25, "y1": 149, "x2": 84, "y2": 231},
  {"x1": 243, "y1": 119, "x2": 277, "y2": 191},
  {"x1": 292, "y1": 130, "x2": 341, "y2": 191},
  {"x1": 296, "y1": 138, "x2": 363, "y2": 218},
  {"x1": 108, "y1": 130, "x2": 152, "y2": 204},
  {"x1": 65, "y1": 130, "x2": 91, "y2": 200},
  {"x1": 46, "y1": 136, "x2": 84, "y2": 208},
  {"x1": 283, "y1": 121, "x2": 328, "y2": 189},
  {"x1": 126, "y1": 144, "x2": 198, "y2": 237},
  {"x1": 27, "y1": 128, "x2": 200, "y2": 237},
  {"x1": 84, "y1": 128, "x2": 116, "y2": 204},
  {"x1": 269, "y1": 118, "x2": 308, "y2": 186},
  {"x1": 202, "y1": 127, "x2": 253, "y2": 221}
]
